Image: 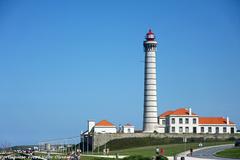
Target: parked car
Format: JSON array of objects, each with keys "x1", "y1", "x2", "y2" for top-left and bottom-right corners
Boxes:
[{"x1": 235, "y1": 139, "x2": 240, "y2": 147}]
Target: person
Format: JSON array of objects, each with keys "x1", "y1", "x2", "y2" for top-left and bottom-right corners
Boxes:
[
  {"x1": 160, "y1": 148, "x2": 164, "y2": 155},
  {"x1": 155, "y1": 147, "x2": 159, "y2": 155},
  {"x1": 190, "y1": 148, "x2": 193, "y2": 156}
]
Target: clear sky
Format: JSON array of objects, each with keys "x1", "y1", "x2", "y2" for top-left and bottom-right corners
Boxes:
[{"x1": 0, "y1": 0, "x2": 240, "y2": 145}]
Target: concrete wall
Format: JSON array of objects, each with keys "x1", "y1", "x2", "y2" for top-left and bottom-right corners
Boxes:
[{"x1": 92, "y1": 133, "x2": 240, "y2": 150}]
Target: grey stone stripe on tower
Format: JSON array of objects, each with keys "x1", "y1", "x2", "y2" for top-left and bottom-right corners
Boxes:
[{"x1": 143, "y1": 29, "x2": 158, "y2": 132}]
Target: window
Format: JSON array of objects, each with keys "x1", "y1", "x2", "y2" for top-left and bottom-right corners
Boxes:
[
  {"x1": 128, "y1": 128, "x2": 131, "y2": 133},
  {"x1": 216, "y1": 127, "x2": 219, "y2": 133},
  {"x1": 179, "y1": 118, "x2": 183, "y2": 124},
  {"x1": 171, "y1": 118, "x2": 175, "y2": 124},
  {"x1": 172, "y1": 127, "x2": 175, "y2": 133},
  {"x1": 185, "y1": 118, "x2": 189, "y2": 124},
  {"x1": 208, "y1": 127, "x2": 212, "y2": 133},
  {"x1": 201, "y1": 127, "x2": 204, "y2": 133},
  {"x1": 223, "y1": 127, "x2": 227, "y2": 133},
  {"x1": 162, "y1": 120, "x2": 166, "y2": 125},
  {"x1": 185, "y1": 127, "x2": 189, "y2": 133},
  {"x1": 179, "y1": 127, "x2": 183, "y2": 133},
  {"x1": 193, "y1": 118, "x2": 197, "y2": 124}
]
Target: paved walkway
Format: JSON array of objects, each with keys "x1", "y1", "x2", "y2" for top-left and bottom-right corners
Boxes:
[
  {"x1": 167, "y1": 144, "x2": 236, "y2": 160},
  {"x1": 191, "y1": 144, "x2": 236, "y2": 160}
]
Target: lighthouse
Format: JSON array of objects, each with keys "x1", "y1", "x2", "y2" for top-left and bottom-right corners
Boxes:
[{"x1": 143, "y1": 29, "x2": 159, "y2": 132}]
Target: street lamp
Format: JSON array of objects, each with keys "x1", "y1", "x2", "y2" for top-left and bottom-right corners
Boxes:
[{"x1": 81, "y1": 131, "x2": 84, "y2": 154}]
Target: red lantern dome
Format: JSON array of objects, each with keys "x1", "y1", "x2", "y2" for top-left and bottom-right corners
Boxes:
[{"x1": 146, "y1": 29, "x2": 155, "y2": 41}]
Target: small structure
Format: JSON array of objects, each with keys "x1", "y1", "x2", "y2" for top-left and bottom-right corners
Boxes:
[
  {"x1": 122, "y1": 123, "x2": 135, "y2": 133},
  {"x1": 92, "y1": 120, "x2": 117, "y2": 133}
]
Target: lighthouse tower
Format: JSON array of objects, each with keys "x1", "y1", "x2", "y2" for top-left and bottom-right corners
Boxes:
[{"x1": 143, "y1": 29, "x2": 158, "y2": 132}]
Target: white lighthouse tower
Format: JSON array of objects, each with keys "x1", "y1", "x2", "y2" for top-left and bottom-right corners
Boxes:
[{"x1": 143, "y1": 29, "x2": 159, "y2": 133}]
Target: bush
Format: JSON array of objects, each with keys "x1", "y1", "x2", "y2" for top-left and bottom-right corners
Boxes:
[
  {"x1": 122, "y1": 155, "x2": 152, "y2": 160},
  {"x1": 98, "y1": 137, "x2": 184, "y2": 151}
]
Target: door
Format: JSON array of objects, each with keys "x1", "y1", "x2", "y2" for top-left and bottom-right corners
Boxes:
[
  {"x1": 231, "y1": 127, "x2": 234, "y2": 134},
  {"x1": 193, "y1": 127, "x2": 197, "y2": 133}
]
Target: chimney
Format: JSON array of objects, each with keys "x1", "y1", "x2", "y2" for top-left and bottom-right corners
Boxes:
[
  {"x1": 88, "y1": 120, "x2": 95, "y2": 132},
  {"x1": 189, "y1": 108, "x2": 192, "y2": 115},
  {"x1": 226, "y1": 116, "x2": 229, "y2": 125}
]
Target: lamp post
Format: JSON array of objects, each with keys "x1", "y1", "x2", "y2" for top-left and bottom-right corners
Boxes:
[
  {"x1": 81, "y1": 131, "x2": 85, "y2": 154},
  {"x1": 87, "y1": 133, "x2": 89, "y2": 154}
]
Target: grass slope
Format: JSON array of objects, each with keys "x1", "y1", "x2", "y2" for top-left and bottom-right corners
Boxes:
[
  {"x1": 215, "y1": 147, "x2": 240, "y2": 159},
  {"x1": 99, "y1": 137, "x2": 234, "y2": 151},
  {"x1": 81, "y1": 155, "x2": 167, "y2": 160},
  {"x1": 110, "y1": 141, "x2": 233, "y2": 157}
]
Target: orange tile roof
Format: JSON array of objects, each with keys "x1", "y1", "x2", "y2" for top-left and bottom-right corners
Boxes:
[
  {"x1": 159, "y1": 108, "x2": 197, "y2": 117},
  {"x1": 95, "y1": 120, "x2": 115, "y2": 127},
  {"x1": 199, "y1": 117, "x2": 234, "y2": 125},
  {"x1": 159, "y1": 110, "x2": 174, "y2": 117}
]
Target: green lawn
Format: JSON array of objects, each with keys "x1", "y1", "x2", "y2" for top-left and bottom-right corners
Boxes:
[
  {"x1": 109, "y1": 141, "x2": 233, "y2": 157},
  {"x1": 32, "y1": 141, "x2": 234, "y2": 160},
  {"x1": 81, "y1": 156, "x2": 113, "y2": 160},
  {"x1": 81, "y1": 141, "x2": 233, "y2": 159},
  {"x1": 215, "y1": 147, "x2": 240, "y2": 159}
]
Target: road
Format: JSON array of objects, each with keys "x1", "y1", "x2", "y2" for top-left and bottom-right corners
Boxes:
[{"x1": 191, "y1": 144, "x2": 237, "y2": 160}]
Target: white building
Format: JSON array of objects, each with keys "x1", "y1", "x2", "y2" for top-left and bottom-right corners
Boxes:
[
  {"x1": 122, "y1": 123, "x2": 135, "y2": 133},
  {"x1": 88, "y1": 120, "x2": 117, "y2": 134},
  {"x1": 158, "y1": 108, "x2": 237, "y2": 134}
]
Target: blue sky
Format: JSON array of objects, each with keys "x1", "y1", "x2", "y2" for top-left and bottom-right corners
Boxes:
[{"x1": 0, "y1": 0, "x2": 240, "y2": 145}]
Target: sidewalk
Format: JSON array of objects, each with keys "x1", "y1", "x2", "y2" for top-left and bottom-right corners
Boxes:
[{"x1": 167, "y1": 144, "x2": 233, "y2": 160}]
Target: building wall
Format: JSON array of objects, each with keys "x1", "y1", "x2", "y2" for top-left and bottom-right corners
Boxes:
[
  {"x1": 198, "y1": 125, "x2": 237, "y2": 134},
  {"x1": 88, "y1": 121, "x2": 95, "y2": 132},
  {"x1": 123, "y1": 127, "x2": 134, "y2": 133},
  {"x1": 155, "y1": 126, "x2": 165, "y2": 133},
  {"x1": 165, "y1": 116, "x2": 199, "y2": 133},
  {"x1": 158, "y1": 116, "x2": 236, "y2": 134},
  {"x1": 94, "y1": 127, "x2": 117, "y2": 133}
]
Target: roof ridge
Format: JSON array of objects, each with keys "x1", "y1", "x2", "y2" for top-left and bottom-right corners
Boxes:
[{"x1": 95, "y1": 120, "x2": 115, "y2": 127}]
